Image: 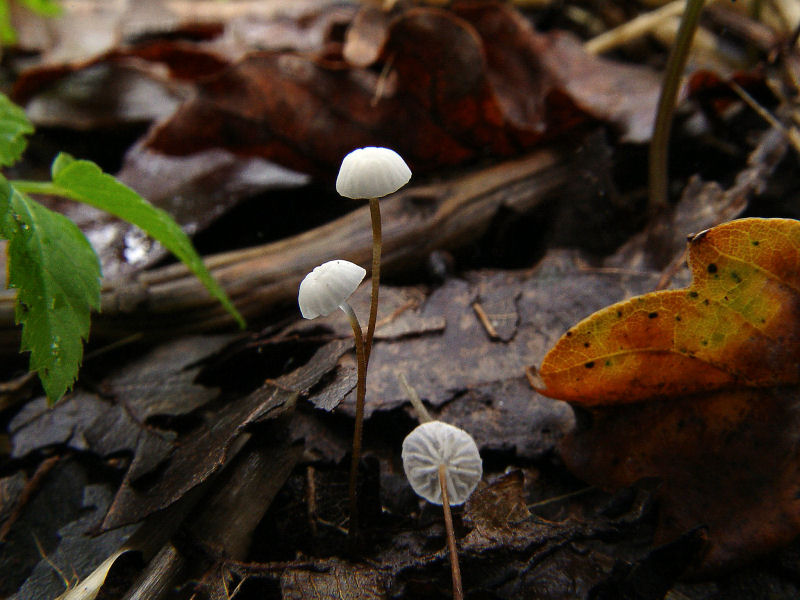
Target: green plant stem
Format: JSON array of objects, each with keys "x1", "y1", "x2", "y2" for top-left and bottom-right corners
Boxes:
[
  {"x1": 648, "y1": 0, "x2": 706, "y2": 215},
  {"x1": 365, "y1": 197, "x2": 382, "y2": 365},
  {"x1": 341, "y1": 301, "x2": 366, "y2": 546},
  {"x1": 439, "y1": 464, "x2": 464, "y2": 600},
  {"x1": 12, "y1": 179, "x2": 81, "y2": 200}
]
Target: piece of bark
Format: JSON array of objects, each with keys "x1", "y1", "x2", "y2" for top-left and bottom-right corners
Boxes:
[
  {"x1": 102, "y1": 337, "x2": 347, "y2": 530},
  {"x1": 120, "y1": 436, "x2": 302, "y2": 600}
]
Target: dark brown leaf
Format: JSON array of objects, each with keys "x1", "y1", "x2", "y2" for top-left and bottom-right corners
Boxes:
[
  {"x1": 280, "y1": 558, "x2": 385, "y2": 600},
  {"x1": 103, "y1": 335, "x2": 232, "y2": 422},
  {"x1": 0, "y1": 460, "x2": 97, "y2": 596},
  {"x1": 143, "y1": 3, "x2": 661, "y2": 175},
  {"x1": 452, "y1": 1, "x2": 661, "y2": 143},
  {"x1": 464, "y1": 470, "x2": 531, "y2": 539},
  {"x1": 342, "y1": 5, "x2": 391, "y2": 68},
  {"x1": 9, "y1": 392, "x2": 112, "y2": 458},
  {"x1": 9, "y1": 335, "x2": 234, "y2": 485},
  {"x1": 560, "y1": 386, "x2": 800, "y2": 573},
  {"x1": 102, "y1": 338, "x2": 350, "y2": 530},
  {"x1": 0, "y1": 473, "x2": 26, "y2": 529},
  {"x1": 14, "y1": 480, "x2": 136, "y2": 599},
  {"x1": 9, "y1": 393, "x2": 176, "y2": 484}
]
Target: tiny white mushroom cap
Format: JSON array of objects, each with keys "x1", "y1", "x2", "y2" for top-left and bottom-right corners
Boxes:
[
  {"x1": 402, "y1": 421, "x2": 482, "y2": 506},
  {"x1": 336, "y1": 147, "x2": 412, "y2": 199},
  {"x1": 298, "y1": 260, "x2": 366, "y2": 319}
]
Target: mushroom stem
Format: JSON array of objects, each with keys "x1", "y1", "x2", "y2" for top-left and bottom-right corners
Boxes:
[
  {"x1": 439, "y1": 464, "x2": 464, "y2": 600},
  {"x1": 365, "y1": 197, "x2": 382, "y2": 365},
  {"x1": 340, "y1": 301, "x2": 367, "y2": 544}
]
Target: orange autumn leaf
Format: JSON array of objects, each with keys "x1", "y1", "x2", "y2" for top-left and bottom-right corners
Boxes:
[{"x1": 528, "y1": 218, "x2": 800, "y2": 406}]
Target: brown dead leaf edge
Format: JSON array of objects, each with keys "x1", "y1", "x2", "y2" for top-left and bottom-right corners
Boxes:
[
  {"x1": 530, "y1": 217, "x2": 800, "y2": 574},
  {"x1": 138, "y1": 1, "x2": 659, "y2": 175}
]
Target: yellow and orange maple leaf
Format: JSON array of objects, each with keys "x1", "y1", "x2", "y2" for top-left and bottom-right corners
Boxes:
[{"x1": 528, "y1": 218, "x2": 800, "y2": 406}]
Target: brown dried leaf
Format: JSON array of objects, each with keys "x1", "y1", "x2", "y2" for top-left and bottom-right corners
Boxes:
[
  {"x1": 342, "y1": 5, "x2": 392, "y2": 68},
  {"x1": 560, "y1": 386, "x2": 800, "y2": 573},
  {"x1": 14, "y1": 481, "x2": 136, "y2": 599},
  {"x1": 103, "y1": 335, "x2": 233, "y2": 422},
  {"x1": 9, "y1": 391, "x2": 177, "y2": 485},
  {"x1": 9, "y1": 0, "x2": 343, "y2": 65},
  {"x1": 102, "y1": 381, "x2": 288, "y2": 530},
  {"x1": 142, "y1": 48, "x2": 471, "y2": 175},
  {"x1": 143, "y1": 3, "x2": 661, "y2": 175},
  {"x1": 280, "y1": 558, "x2": 385, "y2": 600},
  {"x1": 464, "y1": 470, "x2": 531, "y2": 541},
  {"x1": 9, "y1": 335, "x2": 234, "y2": 485},
  {"x1": 0, "y1": 460, "x2": 117, "y2": 596},
  {"x1": 101, "y1": 338, "x2": 350, "y2": 530},
  {"x1": 452, "y1": 1, "x2": 662, "y2": 143},
  {"x1": 10, "y1": 392, "x2": 113, "y2": 458}
]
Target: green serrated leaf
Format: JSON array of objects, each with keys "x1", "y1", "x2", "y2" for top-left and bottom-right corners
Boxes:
[
  {"x1": 0, "y1": 1, "x2": 16, "y2": 45},
  {"x1": 46, "y1": 154, "x2": 245, "y2": 327},
  {"x1": 0, "y1": 176, "x2": 101, "y2": 403},
  {"x1": 19, "y1": 0, "x2": 61, "y2": 17},
  {"x1": 50, "y1": 150, "x2": 73, "y2": 176},
  {"x1": 0, "y1": 92, "x2": 33, "y2": 166}
]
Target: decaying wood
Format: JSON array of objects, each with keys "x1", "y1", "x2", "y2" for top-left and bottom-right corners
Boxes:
[
  {"x1": 0, "y1": 145, "x2": 573, "y2": 347},
  {"x1": 120, "y1": 434, "x2": 302, "y2": 600}
]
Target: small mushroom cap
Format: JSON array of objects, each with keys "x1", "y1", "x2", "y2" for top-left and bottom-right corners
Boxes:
[
  {"x1": 336, "y1": 147, "x2": 411, "y2": 199},
  {"x1": 402, "y1": 421, "x2": 482, "y2": 505},
  {"x1": 298, "y1": 260, "x2": 366, "y2": 319}
]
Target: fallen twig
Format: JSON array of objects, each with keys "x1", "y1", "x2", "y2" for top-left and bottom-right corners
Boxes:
[{"x1": 0, "y1": 146, "x2": 573, "y2": 347}]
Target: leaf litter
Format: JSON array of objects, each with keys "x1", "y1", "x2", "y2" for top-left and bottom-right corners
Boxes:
[
  {"x1": 9, "y1": 335, "x2": 234, "y2": 472},
  {"x1": 3, "y1": 0, "x2": 800, "y2": 597},
  {"x1": 141, "y1": 2, "x2": 662, "y2": 175}
]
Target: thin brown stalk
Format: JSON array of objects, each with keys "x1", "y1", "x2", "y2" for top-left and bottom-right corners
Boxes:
[
  {"x1": 365, "y1": 198, "x2": 382, "y2": 365},
  {"x1": 342, "y1": 303, "x2": 367, "y2": 546},
  {"x1": 439, "y1": 464, "x2": 464, "y2": 600}
]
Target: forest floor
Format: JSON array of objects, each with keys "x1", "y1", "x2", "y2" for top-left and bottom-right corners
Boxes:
[{"x1": 2, "y1": 1, "x2": 800, "y2": 598}]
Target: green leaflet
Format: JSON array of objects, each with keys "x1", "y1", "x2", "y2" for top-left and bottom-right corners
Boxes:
[
  {"x1": 0, "y1": 93, "x2": 33, "y2": 166},
  {"x1": 47, "y1": 153, "x2": 245, "y2": 328},
  {"x1": 0, "y1": 0, "x2": 60, "y2": 45},
  {"x1": 0, "y1": 176, "x2": 101, "y2": 402},
  {"x1": 0, "y1": 1, "x2": 14, "y2": 44},
  {"x1": 18, "y1": 0, "x2": 61, "y2": 17},
  {"x1": 0, "y1": 90, "x2": 243, "y2": 403}
]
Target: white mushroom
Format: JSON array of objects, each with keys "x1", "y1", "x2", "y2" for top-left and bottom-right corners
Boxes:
[
  {"x1": 298, "y1": 259, "x2": 366, "y2": 320},
  {"x1": 402, "y1": 419, "x2": 481, "y2": 600},
  {"x1": 335, "y1": 147, "x2": 412, "y2": 367},
  {"x1": 402, "y1": 420, "x2": 482, "y2": 506},
  {"x1": 336, "y1": 146, "x2": 411, "y2": 200},
  {"x1": 298, "y1": 259, "x2": 369, "y2": 541}
]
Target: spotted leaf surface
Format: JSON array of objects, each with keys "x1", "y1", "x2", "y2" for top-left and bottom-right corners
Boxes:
[{"x1": 529, "y1": 218, "x2": 800, "y2": 405}]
